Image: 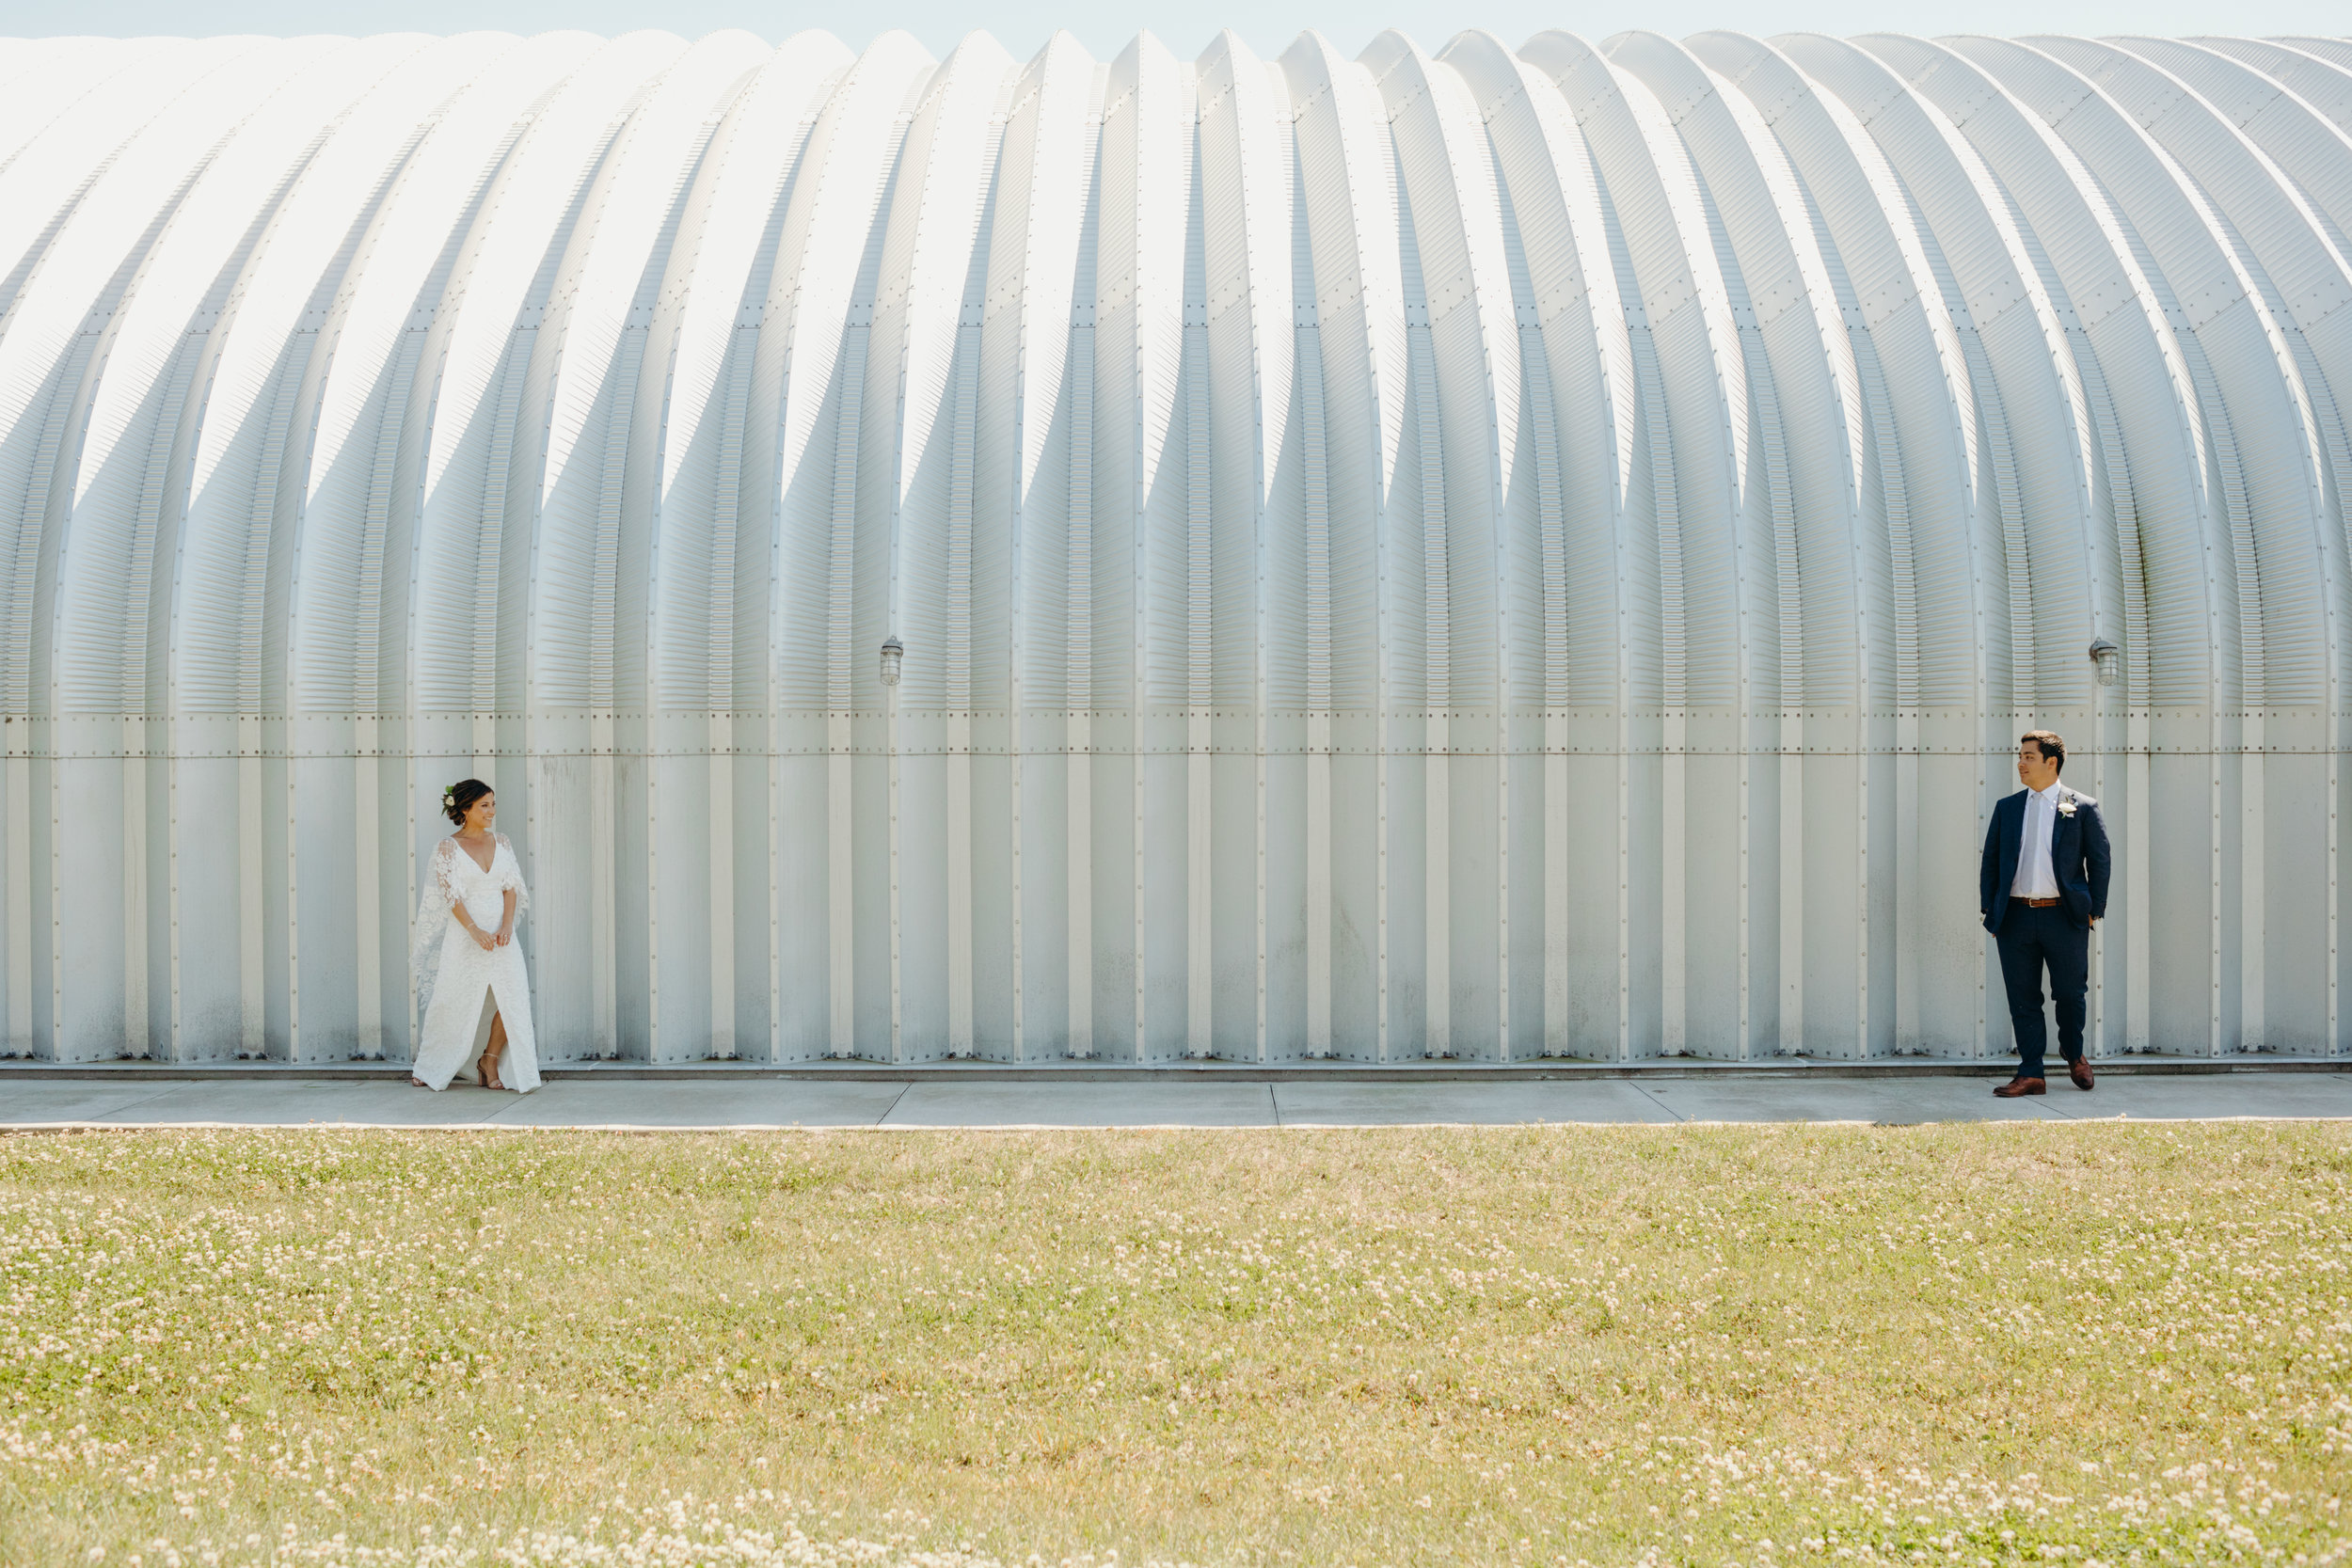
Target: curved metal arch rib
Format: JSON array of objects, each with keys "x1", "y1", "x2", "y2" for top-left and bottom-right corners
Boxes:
[{"x1": 1, "y1": 29, "x2": 2343, "y2": 1067}]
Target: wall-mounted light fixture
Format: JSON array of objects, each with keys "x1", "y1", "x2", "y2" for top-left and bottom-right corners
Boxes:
[
  {"x1": 2088, "y1": 637, "x2": 2120, "y2": 688},
  {"x1": 879, "y1": 636, "x2": 903, "y2": 688}
]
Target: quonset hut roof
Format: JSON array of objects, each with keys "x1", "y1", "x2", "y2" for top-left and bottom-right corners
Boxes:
[{"x1": 2, "y1": 29, "x2": 2349, "y2": 1065}]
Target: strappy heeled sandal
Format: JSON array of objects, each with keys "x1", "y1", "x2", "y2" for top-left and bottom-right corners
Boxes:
[{"x1": 479, "y1": 1046, "x2": 506, "y2": 1092}]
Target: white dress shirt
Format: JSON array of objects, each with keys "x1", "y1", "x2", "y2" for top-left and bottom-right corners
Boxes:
[{"x1": 2010, "y1": 781, "x2": 2064, "y2": 899}]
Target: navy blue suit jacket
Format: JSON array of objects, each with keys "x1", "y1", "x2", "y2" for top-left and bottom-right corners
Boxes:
[{"x1": 1980, "y1": 784, "x2": 2111, "y2": 933}]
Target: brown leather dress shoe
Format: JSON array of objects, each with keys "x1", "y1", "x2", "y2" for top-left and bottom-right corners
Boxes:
[
  {"x1": 2067, "y1": 1057, "x2": 2094, "y2": 1091},
  {"x1": 1993, "y1": 1076, "x2": 2046, "y2": 1098}
]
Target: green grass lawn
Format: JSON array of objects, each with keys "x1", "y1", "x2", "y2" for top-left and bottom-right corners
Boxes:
[{"x1": 1, "y1": 1122, "x2": 2346, "y2": 1567}]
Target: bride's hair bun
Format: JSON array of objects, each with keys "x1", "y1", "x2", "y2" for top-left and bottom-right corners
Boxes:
[{"x1": 443, "y1": 778, "x2": 492, "y2": 828}]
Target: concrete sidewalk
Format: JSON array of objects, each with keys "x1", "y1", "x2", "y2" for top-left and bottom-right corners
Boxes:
[{"x1": 7, "y1": 1067, "x2": 2352, "y2": 1129}]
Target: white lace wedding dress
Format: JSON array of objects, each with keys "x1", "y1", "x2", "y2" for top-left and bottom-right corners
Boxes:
[{"x1": 409, "y1": 833, "x2": 542, "y2": 1092}]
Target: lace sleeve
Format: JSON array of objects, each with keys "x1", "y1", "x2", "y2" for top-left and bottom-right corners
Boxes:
[
  {"x1": 410, "y1": 839, "x2": 460, "y2": 1020},
  {"x1": 495, "y1": 832, "x2": 530, "y2": 913}
]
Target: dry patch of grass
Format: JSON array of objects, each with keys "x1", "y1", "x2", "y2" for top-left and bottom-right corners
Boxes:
[{"x1": 0, "y1": 1123, "x2": 2346, "y2": 1567}]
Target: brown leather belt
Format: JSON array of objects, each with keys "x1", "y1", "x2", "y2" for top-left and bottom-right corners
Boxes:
[{"x1": 2018, "y1": 896, "x2": 2064, "y2": 908}]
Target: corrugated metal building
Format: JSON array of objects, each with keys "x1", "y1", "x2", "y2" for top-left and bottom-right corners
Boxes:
[{"x1": 2, "y1": 28, "x2": 2348, "y2": 1066}]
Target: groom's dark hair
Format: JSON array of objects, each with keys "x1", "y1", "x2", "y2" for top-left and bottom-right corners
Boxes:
[
  {"x1": 2021, "y1": 730, "x2": 2066, "y2": 774},
  {"x1": 443, "y1": 778, "x2": 493, "y2": 827}
]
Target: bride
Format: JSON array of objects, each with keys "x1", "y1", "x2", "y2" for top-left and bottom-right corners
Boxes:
[{"x1": 409, "y1": 779, "x2": 541, "y2": 1092}]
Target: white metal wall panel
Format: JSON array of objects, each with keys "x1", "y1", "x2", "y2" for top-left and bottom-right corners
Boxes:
[
  {"x1": 1691, "y1": 32, "x2": 2001, "y2": 1057},
  {"x1": 13, "y1": 39, "x2": 339, "y2": 1061},
  {"x1": 2191, "y1": 38, "x2": 2352, "y2": 139},
  {"x1": 175, "y1": 34, "x2": 510, "y2": 1063},
  {"x1": 562, "y1": 33, "x2": 769, "y2": 1065},
  {"x1": 405, "y1": 34, "x2": 683, "y2": 720},
  {"x1": 1961, "y1": 35, "x2": 2343, "y2": 1053},
  {"x1": 1865, "y1": 34, "x2": 2258, "y2": 1057},
  {"x1": 5, "y1": 29, "x2": 2348, "y2": 1068},
  {"x1": 752, "y1": 31, "x2": 934, "y2": 1062},
  {"x1": 1523, "y1": 30, "x2": 1760, "y2": 1059},
  {"x1": 1276, "y1": 34, "x2": 1407, "y2": 1061},
  {"x1": 0, "y1": 40, "x2": 135, "y2": 181},
  {"x1": 0, "y1": 39, "x2": 238, "y2": 325},
  {"x1": 982, "y1": 34, "x2": 1098, "y2": 1057}
]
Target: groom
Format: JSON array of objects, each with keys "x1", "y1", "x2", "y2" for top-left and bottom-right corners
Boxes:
[{"x1": 1980, "y1": 730, "x2": 2111, "y2": 1097}]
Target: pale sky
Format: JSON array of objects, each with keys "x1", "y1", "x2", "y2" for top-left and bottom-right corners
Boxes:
[{"x1": 1, "y1": 0, "x2": 2341, "y2": 70}]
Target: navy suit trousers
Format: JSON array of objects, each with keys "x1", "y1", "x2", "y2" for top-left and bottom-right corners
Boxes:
[{"x1": 1994, "y1": 903, "x2": 2089, "y2": 1076}]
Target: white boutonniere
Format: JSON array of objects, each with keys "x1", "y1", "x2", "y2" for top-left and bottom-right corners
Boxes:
[{"x1": 2056, "y1": 798, "x2": 2076, "y2": 818}]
